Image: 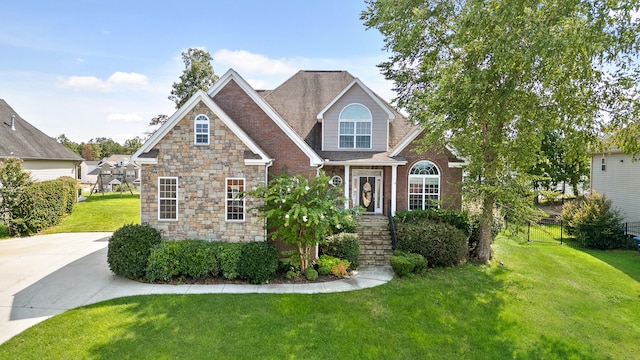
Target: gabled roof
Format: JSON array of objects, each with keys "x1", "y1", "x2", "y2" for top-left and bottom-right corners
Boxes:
[
  {"x1": 132, "y1": 90, "x2": 271, "y2": 165},
  {"x1": 208, "y1": 69, "x2": 323, "y2": 166},
  {"x1": 261, "y1": 70, "x2": 414, "y2": 152},
  {"x1": 316, "y1": 78, "x2": 396, "y2": 121},
  {"x1": 0, "y1": 99, "x2": 82, "y2": 161}
]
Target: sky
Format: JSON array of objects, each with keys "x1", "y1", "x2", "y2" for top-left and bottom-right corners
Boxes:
[{"x1": 0, "y1": 0, "x2": 395, "y2": 144}]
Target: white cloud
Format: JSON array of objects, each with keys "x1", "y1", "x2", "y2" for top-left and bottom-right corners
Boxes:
[
  {"x1": 58, "y1": 75, "x2": 111, "y2": 91},
  {"x1": 213, "y1": 49, "x2": 298, "y2": 75},
  {"x1": 108, "y1": 72, "x2": 149, "y2": 86},
  {"x1": 58, "y1": 72, "x2": 149, "y2": 92},
  {"x1": 107, "y1": 113, "x2": 143, "y2": 123}
]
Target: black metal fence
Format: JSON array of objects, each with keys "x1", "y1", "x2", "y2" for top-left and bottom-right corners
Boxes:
[{"x1": 514, "y1": 218, "x2": 640, "y2": 249}]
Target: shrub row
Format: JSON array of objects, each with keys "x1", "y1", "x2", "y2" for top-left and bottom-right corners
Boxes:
[
  {"x1": 321, "y1": 232, "x2": 360, "y2": 269},
  {"x1": 9, "y1": 176, "x2": 78, "y2": 236},
  {"x1": 395, "y1": 219, "x2": 469, "y2": 267},
  {"x1": 107, "y1": 225, "x2": 280, "y2": 284}
]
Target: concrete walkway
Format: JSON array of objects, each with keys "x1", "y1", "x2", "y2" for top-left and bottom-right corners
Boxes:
[{"x1": 0, "y1": 233, "x2": 393, "y2": 345}]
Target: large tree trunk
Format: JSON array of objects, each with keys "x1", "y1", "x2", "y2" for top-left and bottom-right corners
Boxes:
[{"x1": 474, "y1": 194, "x2": 495, "y2": 263}]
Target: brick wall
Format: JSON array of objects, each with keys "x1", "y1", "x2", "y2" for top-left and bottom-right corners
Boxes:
[
  {"x1": 141, "y1": 100, "x2": 265, "y2": 242},
  {"x1": 396, "y1": 143, "x2": 462, "y2": 211},
  {"x1": 213, "y1": 80, "x2": 316, "y2": 179}
]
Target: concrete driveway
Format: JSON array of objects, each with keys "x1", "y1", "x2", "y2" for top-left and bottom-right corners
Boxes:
[
  {"x1": 0, "y1": 232, "x2": 394, "y2": 345},
  {"x1": 0, "y1": 233, "x2": 115, "y2": 344}
]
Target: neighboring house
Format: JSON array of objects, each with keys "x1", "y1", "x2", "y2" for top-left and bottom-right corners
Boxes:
[
  {"x1": 80, "y1": 161, "x2": 99, "y2": 185},
  {"x1": 591, "y1": 145, "x2": 640, "y2": 222},
  {"x1": 133, "y1": 69, "x2": 465, "y2": 241},
  {"x1": 0, "y1": 99, "x2": 82, "y2": 181},
  {"x1": 89, "y1": 155, "x2": 140, "y2": 192}
]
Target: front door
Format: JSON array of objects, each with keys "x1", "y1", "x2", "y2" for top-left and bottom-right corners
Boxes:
[
  {"x1": 352, "y1": 170, "x2": 383, "y2": 214},
  {"x1": 359, "y1": 176, "x2": 376, "y2": 213}
]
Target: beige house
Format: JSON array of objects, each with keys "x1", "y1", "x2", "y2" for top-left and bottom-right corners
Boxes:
[{"x1": 0, "y1": 99, "x2": 82, "y2": 181}]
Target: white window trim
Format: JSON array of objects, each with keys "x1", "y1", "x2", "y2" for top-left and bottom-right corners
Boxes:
[
  {"x1": 194, "y1": 114, "x2": 210, "y2": 145},
  {"x1": 408, "y1": 161, "x2": 441, "y2": 211},
  {"x1": 225, "y1": 177, "x2": 246, "y2": 222},
  {"x1": 338, "y1": 103, "x2": 372, "y2": 150},
  {"x1": 158, "y1": 176, "x2": 178, "y2": 221}
]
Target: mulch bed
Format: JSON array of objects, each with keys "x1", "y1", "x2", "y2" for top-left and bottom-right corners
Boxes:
[{"x1": 150, "y1": 271, "x2": 348, "y2": 285}]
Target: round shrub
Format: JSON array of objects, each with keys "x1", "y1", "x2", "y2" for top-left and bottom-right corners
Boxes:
[
  {"x1": 322, "y1": 233, "x2": 360, "y2": 269},
  {"x1": 318, "y1": 266, "x2": 331, "y2": 275},
  {"x1": 390, "y1": 255, "x2": 414, "y2": 277},
  {"x1": 305, "y1": 267, "x2": 319, "y2": 281},
  {"x1": 146, "y1": 240, "x2": 218, "y2": 282},
  {"x1": 406, "y1": 252, "x2": 427, "y2": 274},
  {"x1": 237, "y1": 241, "x2": 279, "y2": 284},
  {"x1": 107, "y1": 224, "x2": 161, "y2": 279},
  {"x1": 562, "y1": 193, "x2": 626, "y2": 249},
  {"x1": 396, "y1": 220, "x2": 468, "y2": 267}
]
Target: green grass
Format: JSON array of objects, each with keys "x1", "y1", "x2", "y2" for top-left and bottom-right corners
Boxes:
[
  {"x1": 1, "y1": 235, "x2": 639, "y2": 359},
  {"x1": 40, "y1": 192, "x2": 140, "y2": 234}
]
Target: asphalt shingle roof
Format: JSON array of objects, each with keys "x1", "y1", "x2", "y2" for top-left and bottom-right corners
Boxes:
[{"x1": 0, "y1": 99, "x2": 82, "y2": 161}]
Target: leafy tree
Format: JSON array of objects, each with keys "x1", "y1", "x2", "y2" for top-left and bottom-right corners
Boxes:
[
  {"x1": 81, "y1": 143, "x2": 101, "y2": 161},
  {"x1": 0, "y1": 158, "x2": 32, "y2": 230},
  {"x1": 56, "y1": 134, "x2": 80, "y2": 155},
  {"x1": 123, "y1": 136, "x2": 143, "y2": 154},
  {"x1": 362, "y1": 0, "x2": 640, "y2": 262},
  {"x1": 146, "y1": 49, "x2": 218, "y2": 135},
  {"x1": 91, "y1": 137, "x2": 126, "y2": 159},
  {"x1": 246, "y1": 172, "x2": 361, "y2": 272},
  {"x1": 169, "y1": 48, "x2": 219, "y2": 109},
  {"x1": 530, "y1": 130, "x2": 590, "y2": 200}
]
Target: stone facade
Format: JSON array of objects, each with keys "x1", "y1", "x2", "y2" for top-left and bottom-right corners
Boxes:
[{"x1": 140, "y1": 100, "x2": 265, "y2": 241}]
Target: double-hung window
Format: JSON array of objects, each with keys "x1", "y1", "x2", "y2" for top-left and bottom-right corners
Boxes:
[
  {"x1": 158, "y1": 177, "x2": 178, "y2": 220},
  {"x1": 226, "y1": 178, "x2": 245, "y2": 221},
  {"x1": 194, "y1": 114, "x2": 210, "y2": 145},
  {"x1": 339, "y1": 104, "x2": 372, "y2": 149}
]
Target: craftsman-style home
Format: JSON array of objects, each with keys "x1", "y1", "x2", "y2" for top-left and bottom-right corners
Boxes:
[{"x1": 132, "y1": 69, "x2": 464, "y2": 242}]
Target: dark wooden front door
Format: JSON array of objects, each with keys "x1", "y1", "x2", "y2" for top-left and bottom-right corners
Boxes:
[{"x1": 359, "y1": 176, "x2": 376, "y2": 213}]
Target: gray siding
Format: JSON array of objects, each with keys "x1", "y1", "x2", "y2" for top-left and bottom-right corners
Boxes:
[
  {"x1": 322, "y1": 85, "x2": 389, "y2": 151},
  {"x1": 591, "y1": 153, "x2": 640, "y2": 222}
]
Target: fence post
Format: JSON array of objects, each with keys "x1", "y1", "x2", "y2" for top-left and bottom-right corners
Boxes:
[
  {"x1": 560, "y1": 219, "x2": 563, "y2": 245},
  {"x1": 527, "y1": 221, "x2": 530, "y2": 242}
]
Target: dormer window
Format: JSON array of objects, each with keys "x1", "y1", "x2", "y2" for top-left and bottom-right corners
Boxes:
[
  {"x1": 194, "y1": 114, "x2": 210, "y2": 145},
  {"x1": 339, "y1": 104, "x2": 371, "y2": 149}
]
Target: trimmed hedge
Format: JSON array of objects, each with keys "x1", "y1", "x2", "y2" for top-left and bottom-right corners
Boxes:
[
  {"x1": 211, "y1": 242, "x2": 244, "y2": 280},
  {"x1": 10, "y1": 177, "x2": 78, "y2": 236},
  {"x1": 107, "y1": 224, "x2": 161, "y2": 279},
  {"x1": 396, "y1": 220, "x2": 468, "y2": 267},
  {"x1": 390, "y1": 251, "x2": 428, "y2": 277},
  {"x1": 322, "y1": 232, "x2": 360, "y2": 269},
  {"x1": 237, "y1": 241, "x2": 279, "y2": 284},
  {"x1": 146, "y1": 240, "x2": 218, "y2": 282},
  {"x1": 395, "y1": 209, "x2": 472, "y2": 235}
]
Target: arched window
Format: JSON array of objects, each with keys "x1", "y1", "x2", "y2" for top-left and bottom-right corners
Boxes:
[
  {"x1": 408, "y1": 161, "x2": 440, "y2": 210},
  {"x1": 339, "y1": 104, "x2": 371, "y2": 149},
  {"x1": 194, "y1": 114, "x2": 209, "y2": 145}
]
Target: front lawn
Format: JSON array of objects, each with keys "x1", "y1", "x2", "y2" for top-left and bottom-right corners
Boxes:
[
  {"x1": 1, "y1": 235, "x2": 638, "y2": 359},
  {"x1": 41, "y1": 192, "x2": 140, "y2": 234}
]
